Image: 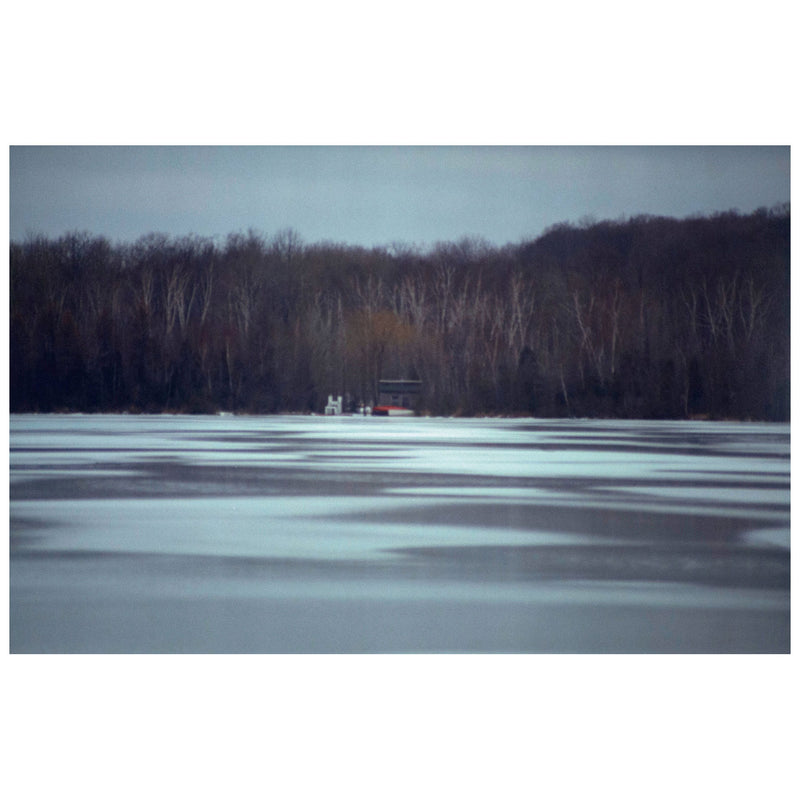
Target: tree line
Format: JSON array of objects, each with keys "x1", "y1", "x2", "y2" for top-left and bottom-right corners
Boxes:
[{"x1": 9, "y1": 206, "x2": 790, "y2": 419}]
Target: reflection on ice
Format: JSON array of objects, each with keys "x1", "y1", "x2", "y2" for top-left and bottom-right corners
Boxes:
[
  {"x1": 741, "y1": 528, "x2": 791, "y2": 549},
  {"x1": 15, "y1": 496, "x2": 607, "y2": 560}
]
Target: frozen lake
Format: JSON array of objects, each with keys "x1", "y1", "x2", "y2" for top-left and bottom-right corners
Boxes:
[{"x1": 9, "y1": 414, "x2": 790, "y2": 652}]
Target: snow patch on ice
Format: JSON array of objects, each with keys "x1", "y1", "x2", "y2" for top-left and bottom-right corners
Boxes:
[{"x1": 741, "y1": 528, "x2": 791, "y2": 549}]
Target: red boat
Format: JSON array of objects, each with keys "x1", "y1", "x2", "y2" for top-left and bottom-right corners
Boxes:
[{"x1": 371, "y1": 405, "x2": 415, "y2": 417}]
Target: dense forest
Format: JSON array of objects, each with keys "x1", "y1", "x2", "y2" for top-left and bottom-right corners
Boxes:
[{"x1": 9, "y1": 206, "x2": 790, "y2": 420}]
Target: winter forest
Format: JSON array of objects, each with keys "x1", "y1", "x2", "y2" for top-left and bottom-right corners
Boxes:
[{"x1": 9, "y1": 206, "x2": 790, "y2": 419}]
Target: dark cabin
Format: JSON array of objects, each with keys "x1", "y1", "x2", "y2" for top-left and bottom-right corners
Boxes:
[{"x1": 377, "y1": 379, "x2": 422, "y2": 409}]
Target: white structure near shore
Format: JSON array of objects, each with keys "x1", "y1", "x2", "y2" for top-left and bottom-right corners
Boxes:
[{"x1": 324, "y1": 395, "x2": 343, "y2": 415}]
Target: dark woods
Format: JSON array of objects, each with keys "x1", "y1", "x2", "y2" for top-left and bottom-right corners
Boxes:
[{"x1": 9, "y1": 207, "x2": 790, "y2": 419}]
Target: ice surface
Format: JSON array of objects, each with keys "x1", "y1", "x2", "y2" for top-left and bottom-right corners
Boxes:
[{"x1": 9, "y1": 414, "x2": 790, "y2": 653}]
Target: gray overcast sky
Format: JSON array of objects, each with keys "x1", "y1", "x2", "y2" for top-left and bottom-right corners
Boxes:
[{"x1": 10, "y1": 146, "x2": 790, "y2": 248}]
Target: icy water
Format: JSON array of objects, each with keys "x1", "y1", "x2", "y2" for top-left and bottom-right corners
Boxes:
[{"x1": 9, "y1": 414, "x2": 790, "y2": 653}]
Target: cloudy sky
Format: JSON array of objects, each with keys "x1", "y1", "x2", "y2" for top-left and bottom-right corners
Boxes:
[{"x1": 9, "y1": 146, "x2": 789, "y2": 249}]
